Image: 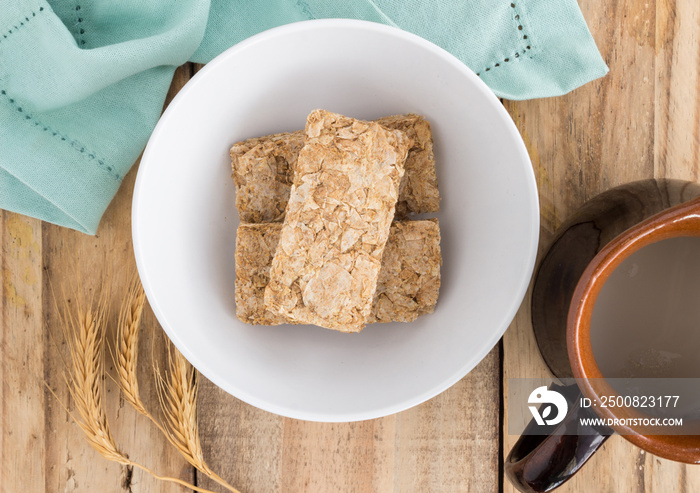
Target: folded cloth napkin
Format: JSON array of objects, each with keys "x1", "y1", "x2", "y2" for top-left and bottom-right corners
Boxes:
[{"x1": 0, "y1": 0, "x2": 608, "y2": 234}]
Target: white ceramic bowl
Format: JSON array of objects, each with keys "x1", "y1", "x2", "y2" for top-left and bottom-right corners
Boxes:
[{"x1": 133, "y1": 19, "x2": 538, "y2": 422}]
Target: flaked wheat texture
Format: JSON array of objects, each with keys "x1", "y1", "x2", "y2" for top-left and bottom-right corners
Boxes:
[
  {"x1": 264, "y1": 109, "x2": 412, "y2": 332},
  {"x1": 375, "y1": 114, "x2": 440, "y2": 217},
  {"x1": 230, "y1": 114, "x2": 439, "y2": 223},
  {"x1": 230, "y1": 131, "x2": 304, "y2": 223},
  {"x1": 368, "y1": 219, "x2": 441, "y2": 323},
  {"x1": 236, "y1": 220, "x2": 441, "y2": 325}
]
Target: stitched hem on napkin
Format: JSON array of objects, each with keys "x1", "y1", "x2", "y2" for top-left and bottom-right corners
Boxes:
[
  {"x1": 477, "y1": 0, "x2": 609, "y2": 99},
  {"x1": 0, "y1": 96, "x2": 123, "y2": 235},
  {"x1": 286, "y1": 0, "x2": 608, "y2": 99}
]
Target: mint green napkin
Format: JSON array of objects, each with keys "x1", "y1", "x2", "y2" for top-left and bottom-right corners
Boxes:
[{"x1": 0, "y1": 0, "x2": 607, "y2": 234}]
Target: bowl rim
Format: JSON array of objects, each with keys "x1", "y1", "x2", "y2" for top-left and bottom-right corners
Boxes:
[{"x1": 133, "y1": 18, "x2": 539, "y2": 422}]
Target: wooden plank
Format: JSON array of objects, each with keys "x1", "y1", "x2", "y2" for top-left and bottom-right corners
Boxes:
[
  {"x1": 0, "y1": 212, "x2": 45, "y2": 493},
  {"x1": 41, "y1": 65, "x2": 196, "y2": 493},
  {"x1": 2, "y1": 1, "x2": 699, "y2": 490},
  {"x1": 653, "y1": 1, "x2": 700, "y2": 490},
  {"x1": 196, "y1": 381, "x2": 283, "y2": 493},
  {"x1": 654, "y1": 0, "x2": 700, "y2": 181},
  {"x1": 502, "y1": 0, "x2": 662, "y2": 491},
  {"x1": 41, "y1": 161, "x2": 195, "y2": 493},
  {"x1": 278, "y1": 419, "x2": 375, "y2": 492},
  {"x1": 378, "y1": 347, "x2": 500, "y2": 493},
  {"x1": 198, "y1": 346, "x2": 499, "y2": 493}
]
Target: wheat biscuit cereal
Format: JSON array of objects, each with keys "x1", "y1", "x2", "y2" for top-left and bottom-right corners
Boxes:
[
  {"x1": 230, "y1": 132, "x2": 304, "y2": 223},
  {"x1": 263, "y1": 110, "x2": 412, "y2": 332},
  {"x1": 230, "y1": 114, "x2": 438, "y2": 222},
  {"x1": 235, "y1": 220, "x2": 441, "y2": 325}
]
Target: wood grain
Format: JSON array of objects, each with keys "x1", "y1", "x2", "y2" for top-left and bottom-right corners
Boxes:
[
  {"x1": 654, "y1": 0, "x2": 700, "y2": 181},
  {"x1": 1, "y1": 213, "x2": 45, "y2": 493},
  {"x1": 503, "y1": 1, "x2": 700, "y2": 492},
  {"x1": 41, "y1": 169, "x2": 194, "y2": 493},
  {"x1": 0, "y1": 65, "x2": 199, "y2": 493},
  {"x1": 1, "y1": 1, "x2": 700, "y2": 491},
  {"x1": 197, "y1": 346, "x2": 499, "y2": 493}
]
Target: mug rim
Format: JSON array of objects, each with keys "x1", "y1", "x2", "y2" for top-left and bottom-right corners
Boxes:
[{"x1": 567, "y1": 195, "x2": 700, "y2": 464}]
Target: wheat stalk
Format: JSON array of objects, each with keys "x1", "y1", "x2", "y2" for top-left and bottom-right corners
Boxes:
[
  {"x1": 50, "y1": 285, "x2": 218, "y2": 493},
  {"x1": 114, "y1": 274, "x2": 241, "y2": 493},
  {"x1": 112, "y1": 275, "x2": 170, "y2": 435},
  {"x1": 61, "y1": 290, "x2": 130, "y2": 466},
  {"x1": 156, "y1": 346, "x2": 241, "y2": 493},
  {"x1": 115, "y1": 276, "x2": 149, "y2": 416}
]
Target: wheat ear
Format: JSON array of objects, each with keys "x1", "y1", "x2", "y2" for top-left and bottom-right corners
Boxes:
[
  {"x1": 51, "y1": 287, "x2": 217, "y2": 493},
  {"x1": 61, "y1": 290, "x2": 130, "y2": 465},
  {"x1": 112, "y1": 275, "x2": 168, "y2": 434},
  {"x1": 114, "y1": 276, "x2": 241, "y2": 493},
  {"x1": 116, "y1": 275, "x2": 147, "y2": 414},
  {"x1": 156, "y1": 345, "x2": 241, "y2": 493}
]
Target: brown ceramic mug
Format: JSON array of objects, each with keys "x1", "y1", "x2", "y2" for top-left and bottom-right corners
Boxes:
[{"x1": 506, "y1": 179, "x2": 700, "y2": 493}]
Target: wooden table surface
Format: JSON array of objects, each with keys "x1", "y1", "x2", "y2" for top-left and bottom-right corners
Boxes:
[{"x1": 2, "y1": 1, "x2": 699, "y2": 492}]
